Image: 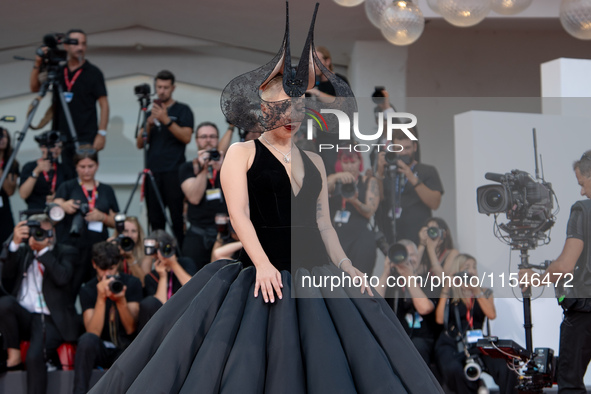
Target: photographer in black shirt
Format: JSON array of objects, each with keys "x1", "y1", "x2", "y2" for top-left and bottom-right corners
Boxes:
[
  {"x1": 136, "y1": 70, "x2": 194, "y2": 247},
  {"x1": 179, "y1": 122, "x2": 227, "y2": 271},
  {"x1": 19, "y1": 131, "x2": 74, "y2": 210}
]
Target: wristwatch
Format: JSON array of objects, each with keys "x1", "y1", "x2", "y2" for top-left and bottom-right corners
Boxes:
[
  {"x1": 30, "y1": 172, "x2": 39, "y2": 179},
  {"x1": 165, "y1": 119, "x2": 174, "y2": 128},
  {"x1": 97, "y1": 129, "x2": 107, "y2": 137}
]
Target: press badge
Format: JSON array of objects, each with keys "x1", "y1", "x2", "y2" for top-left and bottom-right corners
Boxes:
[
  {"x1": 206, "y1": 188, "x2": 222, "y2": 201},
  {"x1": 88, "y1": 221, "x2": 103, "y2": 233},
  {"x1": 466, "y1": 329, "x2": 484, "y2": 344},
  {"x1": 334, "y1": 210, "x2": 351, "y2": 224},
  {"x1": 405, "y1": 312, "x2": 423, "y2": 329},
  {"x1": 395, "y1": 207, "x2": 402, "y2": 219},
  {"x1": 64, "y1": 92, "x2": 74, "y2": 103}
]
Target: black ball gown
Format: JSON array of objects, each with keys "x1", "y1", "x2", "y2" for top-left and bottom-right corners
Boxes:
[{"x1": 88, "y1": 139, "x2": 443, "y2": 394}]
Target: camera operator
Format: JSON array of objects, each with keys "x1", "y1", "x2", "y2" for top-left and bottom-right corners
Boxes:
[
  {"x1": 1, "y1": 127, "x2": 20, "y2": 244},
  {"x1": 19, "y1": 131, "x2": 75, "y2": 210},
  {"x1": 136, "y1": 70, "x2": 194, "y2": 248},
  {"x1": 53, "y1": 148, "x2": 119, "y2": 299},
  {"x1": 435, "y1": 254, "x2": 517, "y2": 394},
  {"x1": 30, "y1": 29, "x2": 109, "y2": 171},
  {"x1": 377, "y1": 240, "x2": 441, "y2": 366},
  {"x1": 73, "y1": 241, "x2": 142, "y2": 394},
  {"x1": 519, "y1": 150, "x2": 591, "y2": 393},
  {"x1": 372, "y1": 91, "x2": 443, "y2": 245},
  {"x1": 327, "y1": 150, "x2": 379, "y2": 274},
  {"x1": 0, "y1": 216, "x2": 79, "y2": 394},
  {"x1": 138, "y1": 230, "x2": 196, "y2": 331},
  {"x1": 179, "y1": 121, "x2": 228, "y2": 271}
]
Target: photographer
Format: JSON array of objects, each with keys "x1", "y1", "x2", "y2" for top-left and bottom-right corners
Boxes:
[
  {"x1": 138, "y1": 230, "x2": 196, "y2": 331},
  {"x1": 435, "y1": 254, "x2": 516, "y2": 394},
  {"x1": 110, "y1": 216, "x2": 152, "y2": 286},
  {"x1": 327, "y1": 150, "x2": 379, "y2": 274},
  {"x1": 73, "y1": 241, "x2": 142, "y2": 394},
  {"x1": 0, "y1": 216, "x2": 79, "y2": 394},
  {"x1": 372, "y1": 96, "x2": 443, "y2": 245},
  {"x1": 179, "y1": 121, "x2": 227, "y2": 271},
  {"x1": 377, "y1": 240, "x2": 441, "y2": 366},
  {"x1": 19, "y1": 131, "x2": 74, "y2": 210},
  {"x1": 53, "y1": 148, "x2": 119, "y2": 298},
  {"x1": 519, "y1": 150, "x2": 591, "y2": 393},
  {"x1": 0, "y1": 127, "x2": 19, "y2": 244},
  {"x1": 417, "y1": 217, "x2": 458, "y2": 277},
  {"x1": 136, "y1": 70, "x2": 194, "y2": 247},
  {"x1": 30, "y1": 29, "x2": 109, "y2": 171}
]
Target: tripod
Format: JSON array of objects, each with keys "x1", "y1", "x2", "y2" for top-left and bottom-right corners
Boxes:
[
  {"x1": 123, "y1": 96, "x2": 173, "y2": 238},
  {"x1": 0, "y1": 62, "x2": 81, "y2": 189}
]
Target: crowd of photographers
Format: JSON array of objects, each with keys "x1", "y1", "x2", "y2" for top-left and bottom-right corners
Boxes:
[{"x1": 1, "y1": 29, "x2": 590, "y2": 394}]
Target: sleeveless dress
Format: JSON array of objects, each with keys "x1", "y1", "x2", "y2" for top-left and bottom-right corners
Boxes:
[{"x1": 88, "y1": 140, "x2": 443, "y2": 394}]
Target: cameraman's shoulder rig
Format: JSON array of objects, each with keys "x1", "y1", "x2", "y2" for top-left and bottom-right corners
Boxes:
[{"x1": 557, "y1": 200, "x2": 591, "y2": 312}]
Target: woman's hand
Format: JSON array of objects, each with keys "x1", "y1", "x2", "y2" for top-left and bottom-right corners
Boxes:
[
  {"x1": 418, "y1": 226, "x2": 428, "y2": 246},
  {"x1": 337, "y1": 172, "x2": 356, "y2": 184},
  {"x1": 62, "y1": 199, "x2": 80, "y2": 215},
  {"x1": 340, "y1": 260, "x2": 374, "y2": 296},
  {"x1": 85, "y1": 209, "x2": 106, "y2": 223},
  {"x1": 254, "y1": 262, "x2": 283, "y2": 303}
]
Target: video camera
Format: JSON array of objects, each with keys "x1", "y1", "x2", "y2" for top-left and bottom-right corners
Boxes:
[
  {"x1": 113, "y1": 214, "x2": 135, "y2": 253},
  {"x1": 36, "y1": 33, "x2": 78, "y2": 69}
]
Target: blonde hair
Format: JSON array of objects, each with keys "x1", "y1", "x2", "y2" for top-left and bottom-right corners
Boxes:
[
  {"x1": 260, "y1": 74, "x2": 284, "y2": 102},
  {"x1": 447, "y1": 253, "x2": 477, "y2": 301},
  {"x1": 115, "y1": 216, "x2": 147, "y2": 285},
  {"x1": 315, "y1": 46, "x2": 333, "y2": 71}
]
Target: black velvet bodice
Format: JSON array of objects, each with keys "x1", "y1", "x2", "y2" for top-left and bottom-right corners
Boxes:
[{"x1": 239, "y1": 139, "x2": 330, "y2": 272}]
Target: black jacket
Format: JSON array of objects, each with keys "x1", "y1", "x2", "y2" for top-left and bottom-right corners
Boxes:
[{"x1": 2, "y1": 243, "x2": 81, "y2": 342}]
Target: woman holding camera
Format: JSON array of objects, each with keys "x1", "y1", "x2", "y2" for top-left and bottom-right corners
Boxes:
[
  {"x1": 327, "y1": 150, "x2": 380, "y2": 275},
  {"x1": 434, "y1": 254, "x2": 517, "y2": 394},
  {"x1": 417, "y1": 217, "x2": 458, "y2": 277},
  {"x1": 112, "y1": 216, "x2": 152, "y2": 286},
  {"x1": 54, "y1": 148, "x2": 119, "y2": 299}
]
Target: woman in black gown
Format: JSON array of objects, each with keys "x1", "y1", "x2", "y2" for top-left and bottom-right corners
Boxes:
[{"x1": 87, "y1": 4, "x2": 443, "y2": 394}]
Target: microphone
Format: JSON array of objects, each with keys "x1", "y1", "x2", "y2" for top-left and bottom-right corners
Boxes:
[{"x1": 484, "y1": 172, "x2": 505, "y2": 183}]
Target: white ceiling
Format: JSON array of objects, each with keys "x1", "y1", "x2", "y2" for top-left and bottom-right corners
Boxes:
[{"x1": 0, "y1": 0, "x2": 566, "y2": 67}]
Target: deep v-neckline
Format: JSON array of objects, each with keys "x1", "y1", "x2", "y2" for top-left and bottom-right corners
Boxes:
[{"x1": 256, "y1": 139, "x2": 306, "y2": 197}]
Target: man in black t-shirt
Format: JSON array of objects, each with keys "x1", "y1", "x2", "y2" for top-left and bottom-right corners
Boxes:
[
  {"x1": 520, "y1": 150, "x2": 591, "y2": 393},
  {"x1": 178, "y1": 122, "x2": 227, "y2": 271},
  {"x1": 374, "y1": 127, "x2": 443, "y2": 245},
  {"x1": 73, "y1": 242, "x2": 142, "y2": 394},
  {"x1": 19, "y1": 131, "x2": 75, "y2": 210},
  {"x1": 30, "y1": 29, "x2": 109, "y2": 172},
  {"x1": 137, "y1": 70, "x2": 194, "y2": 248}
]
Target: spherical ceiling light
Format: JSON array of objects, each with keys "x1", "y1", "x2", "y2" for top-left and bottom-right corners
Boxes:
[
  {"x1": 365, "y1": 0, "x2": 393, "y2": 28},
  {"x1": 560, "y1": 0, "x2": 591, "y2": 40},
  {"x1": 491, "y1": 0, "x2": 532, "y2": 15},
  {"x1": 380, "y1": 0, "x2": 425, "y2": 46},
  {"x1": 333, "y1": 0, "x2": 365, "y2": 7},
  {"x1": 426, "y1": 0, "x2": 441, "y2": 14},
  {"x1": 437, "y1": 0, "x2": 492, "y2": 27}
]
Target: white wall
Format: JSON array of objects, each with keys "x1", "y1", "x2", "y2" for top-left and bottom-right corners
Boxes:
[{"x1": 455, "y1": 109, "x2": 591, "y2": 382}]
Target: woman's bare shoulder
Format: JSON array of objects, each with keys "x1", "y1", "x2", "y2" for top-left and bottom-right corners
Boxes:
[
  {"x1": 303, "y1": 150, "x2": 327, "y2": 175},
  {"x1": 225, "y1": 140, "x2": 257, "y2": 169}
]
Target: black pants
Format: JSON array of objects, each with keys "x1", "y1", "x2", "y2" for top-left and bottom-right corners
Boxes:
[
  {"x1": 70, "y1": 245, "x2": 92, "y2": 301},
  {"x1": 137, "y1": 296, "x2": 164, "y2": 332},
  {"x1": 73, "y1": 333, "x2": 122, "y2": 394},
  {"x1": 0, "y1": 296, "x2": 64, "y2": 394},
  {"x1": 557, "y1": 310, "x2": 591, "y2": 393},
  {"x1": 144, "y1": 170, "x2": 185, "y2": 248},
  {"x1": 435, "y1": 333, "x2": 518, "y2": 394},
  {"x1": 182, "y1": 225, "x2": 217, "y2": 272}
]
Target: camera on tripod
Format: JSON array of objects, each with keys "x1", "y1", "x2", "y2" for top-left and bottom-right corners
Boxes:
[
  {"x1": 36, "y1": 33, "x2": 77, "y2": 69},
  {"x1": 134, "y1": 83, "x2": 151, "y2": 99},
  {"x1": 34, "y1": 130, "x2": 62, "y2": 149},
  {"x1": 113, "y1": 213, "x2": 135, "y2": 252}
]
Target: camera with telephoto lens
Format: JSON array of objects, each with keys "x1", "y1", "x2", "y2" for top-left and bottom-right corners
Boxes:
[
  {"x1": 106, "y1": 275, "x2": 124, "y2": 294},
  {"x1": 427, "y1": 226, "x2": 443, "y2": 240},
  {"x1": 134, "y1": 83, "x2": 151, "y2": 99},
  {"x1": 387, "y1": 243, "x2": 408, "y2": 276},
  {"x1": 208, "y1": 149, "x2": 221, "y2": 161},
  {"x1": 34, "y1": 130, "x2": 61, "y2": 149},
  {"x1": 26, "y1": 220, "x2": 53, "y2": 242},
  {"x1": 464, "y1": 354, "x2": 487, "y2": 381},
  {"x1": 144, "y1": 239, "x2": 175, "y2": 258},
  {"x1": 36, "y1": 33, "x2": 77, "y2": 69},
  {"x1": 334, "y1": 182, "x2": 357, "y2": 199},
  {"x1": 113, "y1": 213, "x2": 135, "y2": 252},
  {"x1": 70, "y1": 202, "x2": 90, "y2": 237}
]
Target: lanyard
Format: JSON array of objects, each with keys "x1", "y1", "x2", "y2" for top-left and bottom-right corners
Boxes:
[
  {"x1": 466, "y1": 298, "x2": 474, "y2": 329},
  {"x1": 80, "y1": 182, "x2": 97, "y2": 210},
  {"x1": 64, "y1": 67, "x2": 83, "y2": 92},
  {"x1": 167, "y1": 273, "x2": 173, "y2": 300},
  {"x1": 208, "y1": 169, "x2": 218, "y2": 188},
  {"x1": 42, "y1": 163, "x2": 58, "y2": 194},
  {"x1": 37, "y1": 261, "x2": 44, "y2": 277}
]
